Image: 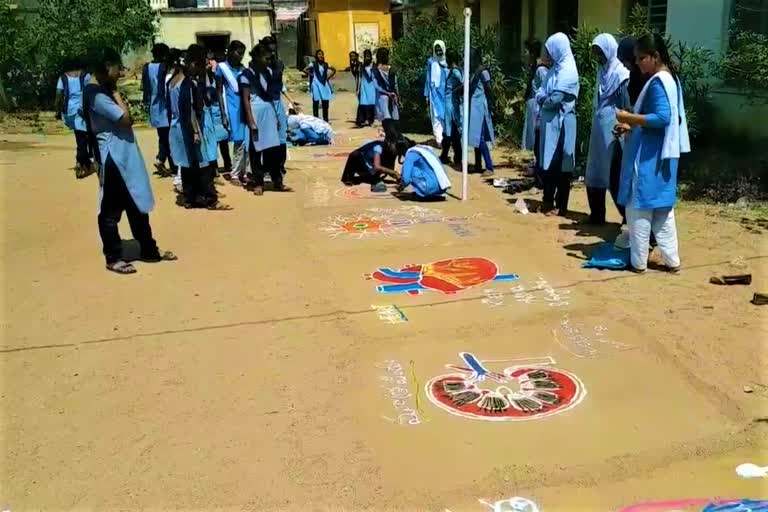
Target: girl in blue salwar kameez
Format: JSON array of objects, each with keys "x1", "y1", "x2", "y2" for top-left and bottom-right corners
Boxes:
[
  {"x1": 356, "y1": 49, "x2": 377, "y2": 127},
  {"x1": 615, "y1": 34, "x2": 690, "y2": 273},
  {"x1": 84, "y1": 48, "x2": 176, "y2": 275}
]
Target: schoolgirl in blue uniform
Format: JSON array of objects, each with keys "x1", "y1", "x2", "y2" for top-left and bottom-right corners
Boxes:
[
  {"x1": 304, "y1": 49, "x2": 336, "y2": 122},
  {"x1": 204, "y1": 52, "x2": 230, "y2": 172},
  {"x1": 142, "y1": 43, "x2": 174, "y2": 177},
  {"x1": 441, "y1": 47, "x2": 463, "y2": 166},
  {"x1": 372, "y1": 47, "x2": 400, "y2": 141},
  {"x1": 467, "y1": 49, "x2": 496, "y2": 176},
  {"x1": 240, "y1": 44, "x2": 291, "y2": 196},
  {"x1": 83, "y1": 48, "x2": 176, "y2": 275},
  {"x1": 355, "y1": 49, "x2": 376, "y2": 127},
  {"x1": 262, "y1": 36, "x2": 298, "y2": 177},
  {"x1": 216, "y1": 40, "x2": 249, "y2": 183},
  {"x1": 55, "y1": 58, "x2": 93, "y2": 178},
  {"x1": 167, "y1": 45, "x2": 221, "y2": 209}
]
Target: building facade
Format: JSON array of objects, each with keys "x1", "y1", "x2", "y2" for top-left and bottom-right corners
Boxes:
[{"x1": 305, "y1": 0, "x2": 393, "y2": 68}]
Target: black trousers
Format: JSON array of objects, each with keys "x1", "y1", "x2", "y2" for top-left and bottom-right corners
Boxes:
[
  {"x1": 181, "y1": 161, "x2": 217, "y2": 207},
  {"x1": 249, "y1": 143, "x2": 284, "y2": 188},
  {"x1": 341, "y1": 150, "x2": 380, "y2": 185},
  {"x1": 542, "y1": 130, "x2": 572, "y2": 215},
  {"x1": 382, "y1": 118, "x2": 400, "y2": 142},
  {"x1": 587, "y1": 143, "x2": 626, "y2": 224},
  {"x1": 356, "y1": 104, "x2": 375, "y2": 126},
  {"x1": 98, "y1": 156, "x2": 159, "y2": 264},
  {"x1": 313, "y1": 100, "x2": 329, "y2": 122},
  {"x1": 218, "y1": 140, "x2": 231, "y2": 170},
  {"x1": 440, "y1": 122, "x2": 462, "y2": 164},
  {"x1": 156, "y1": 127, "x2": 175, "y2": 170},
  {"x1": 74, "y1": 130, "x2": 91, "y2": 167}
]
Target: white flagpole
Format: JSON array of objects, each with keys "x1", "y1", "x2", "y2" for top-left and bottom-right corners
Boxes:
[{"x1": 461, "y1": 7, "x2": 471, "y2": 201}]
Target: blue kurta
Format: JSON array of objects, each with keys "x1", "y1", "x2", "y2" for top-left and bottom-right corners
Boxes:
[
  {"x1": 199, "y1": 105, "x2": 219, "y2": 164},
  {"x1": 422, "y1": 57, "x2": 434, "y2": 98},
  {"x1": 240, "y1": 69, "x2": 280, "y2": 152},
  {"x1": 85, "y1": 85, "x2": 154, "y2": 214},
  {"x1": 428, "y1": 62, "x2": 448, "y2": 122},
  {"x1": 310, "y1": 64, "x2": 334, "y2": 101},
  {"x1": 168, "y1": 81, "x2": 192, "y2": 169},
  {"x1": 618, "y1": 78, "x2": 678, "y2": 209},
  {"x1": 468, "y1": 70, "x2": 495, "y2": 148},
  {"x1": 215, "y1": 62, "x2": 247, "y2": 143},
  {"x1": 444, "y1": 67, "x2": 463, "y2": 138},
  {"x1": 56, "y1": 74, "x2": 89, "y2": 132},
  {"x1": 373, "y1": 67, "x2": 399, "y2": 121},
  {"x1": 522, "y1": 65, "x2": 548, "y2": 150},
  {"x1": 539, "y1": 91, "x2": 577, "y2": 173},
  {"x1": 267, "y1": 63, "x2": 288, "y2": 145},
  {"x1": 585, "y1": 78, "x2": 631, "y2": 188},
  {"x1": 145, "y1": 63, "x2": 169, "y2": 128},
  {"x1": 359, "y1": 65, "x2": 376, "y2": 106},
  {"x1": 206, "y1": 77, "x2": 229, "y2": 142}
]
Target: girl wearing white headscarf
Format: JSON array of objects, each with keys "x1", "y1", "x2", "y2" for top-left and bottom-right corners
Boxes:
[
  {"x1": 585, "y1": 33, "x2": 630, "y2": 224},
  {"x1": 536, "y1": 32, "x2": 580, "y2": 216},
  {"x1": 428, "y1": 40, "x2": 448, "y2": 147}
]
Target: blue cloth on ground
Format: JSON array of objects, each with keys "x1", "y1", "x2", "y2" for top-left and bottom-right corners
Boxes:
[{"x1": 581, "y1": 242, "x2": 630, "y2": 270}]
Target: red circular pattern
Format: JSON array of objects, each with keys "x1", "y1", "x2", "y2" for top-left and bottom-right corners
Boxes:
[{"x1": 427, "y1": 367, "x2": 585, "y2": 421}]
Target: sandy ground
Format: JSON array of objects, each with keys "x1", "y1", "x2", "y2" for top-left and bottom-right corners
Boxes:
[{"x1": 1, "y1": 91, "x2": 767, "y2": 511}]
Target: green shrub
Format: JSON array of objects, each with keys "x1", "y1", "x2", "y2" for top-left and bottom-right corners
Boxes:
[
  {"x1": 720, "y1": 29, "x2": 768, "y2": 92},
  {"x1": 390, "y1": 13, "x2": 523, "y2": 143},
  {"x1": 0, "y1": 0, "x2": 157, "y2": 111}
]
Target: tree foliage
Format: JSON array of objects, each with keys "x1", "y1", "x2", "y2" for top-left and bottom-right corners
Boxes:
[
  {"x1": 720, "y1": 29, "x2": 768, "y2": 92},
  {"x1": 0, "y1": 0, "x2": 157, "y2": 110}
]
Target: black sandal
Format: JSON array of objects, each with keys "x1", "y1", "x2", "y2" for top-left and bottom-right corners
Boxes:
[
  {"x1": 106, "y1": 261, "x2": 137, "y2": 274},
  {"x1": 141, "y1": 251, "x2": 178, "y2": 263}
]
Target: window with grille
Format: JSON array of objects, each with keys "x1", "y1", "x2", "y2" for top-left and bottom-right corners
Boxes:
[
  {"x1": 630, "y1": 0, "x2": 668, "y2": 34},
  {"x1": 733, "y1": 0, "x2": 768, "y2": 35}
]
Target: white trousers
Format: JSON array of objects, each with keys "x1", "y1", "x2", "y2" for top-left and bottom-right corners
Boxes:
[
  {"x1": 626, "y1": 203, "x2": 680, "y2": 270},
  {"x1": 430, "y1": 108, "x2": 444, "y2": 146},
  {"x1": 231, "y1": 141, "x2": 250, "y2": 179}
]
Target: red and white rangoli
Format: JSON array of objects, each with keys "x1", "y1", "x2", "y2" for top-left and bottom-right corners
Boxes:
[{"x1": 426, "y1": 352, "x2": 587, "y2": 422}]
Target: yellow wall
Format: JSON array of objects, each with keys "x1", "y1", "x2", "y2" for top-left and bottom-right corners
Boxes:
[
  {"x1": 310, "y1": 0, "x2": 392, "y2": 68},
  {"x1": 578, "y1": 0, "x2": 626, "y2": 31},
  {"x1": 158, "y1": 10, "x2": 272, "y2": 50}
]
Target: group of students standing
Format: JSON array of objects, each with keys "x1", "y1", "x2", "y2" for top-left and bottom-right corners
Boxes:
[
  {"x1": 144, "y1": 38, "x2": 295, "y2": 200},
  {"x1": 521, "y1": 31, "x2": 690, "y2": 273}
]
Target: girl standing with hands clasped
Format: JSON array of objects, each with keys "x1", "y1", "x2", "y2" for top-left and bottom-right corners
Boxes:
[
  {"x1": 304, "y1": 49, "x2": 336, "y2": 122},
  {"x1": 372, "y1": 47, "x2": 400, "y2": 141},
  {"x1": 356, "y1": 49, "x2": 376, "y2": 127},
  {"x1": 83, "y1": 48, "x2": 176, "y2": 274},
  {"x1": 537, "y1": 32, "x2": 580, "y2": 216},
  {"x1": 584, "y1": 33, "x2": 630, "y2": 225},
  {"x1": 241, "y1": 44, "x2": 291, "y2": 195},
  {"x1": 522, "y1": 39, "x2": 549, "y2": 177},
  {"x1": 615, "y1": 34, "x2": 690, "y2": 273},
  {"x1": 468, "y1": 49, "x2": 496, "y2": 176},
  {"x1": 441, "y1": 47, "x2": 463, "y2": 166}
]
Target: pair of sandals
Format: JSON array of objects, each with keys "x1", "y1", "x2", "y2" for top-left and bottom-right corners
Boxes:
[
  {"x1": 253, "y1": 184, "x2": 293, "y2": 196},
  {"x1": 106, "y1": 251, "x2": 178, "y2": 275}
]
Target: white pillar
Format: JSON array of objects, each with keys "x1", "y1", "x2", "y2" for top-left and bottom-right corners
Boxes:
[{"x1": 461, "y1": 7, "x2": 471, "y2": 201}]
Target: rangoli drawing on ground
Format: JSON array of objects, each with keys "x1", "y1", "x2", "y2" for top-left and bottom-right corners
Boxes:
[
  {"x1": 620, "y1": 499, "x2": 768, "y2": 512},
  {"x1": 376, "y1": 359, "x2": 426, "y2": 425},
  {"x1": 482, "y1": 276, "x2": 571, "y2": 309},
  {"x1": 320, "y1": 206, "x2": 484, "y2": 239},
  {"x1": 372, "y1": 305, "x2": 408, "y2": 324},
  {"x1": 367, "y1": 257, "x2": 518, "y2": 295},
  {"x1": 554, "y1": 314, "x2": 635, "y2": 358},
  {"x1": 426, "y1": 353, "x2": 586, "y2": 421}
]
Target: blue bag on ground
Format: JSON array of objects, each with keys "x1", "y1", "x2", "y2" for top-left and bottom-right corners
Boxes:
[
  {"x1": 581, "y1": 241, "x2": 630, "y2": 270},
  {"x1": 400, "y1": 145, "x2": 452, "y2": 198}
]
